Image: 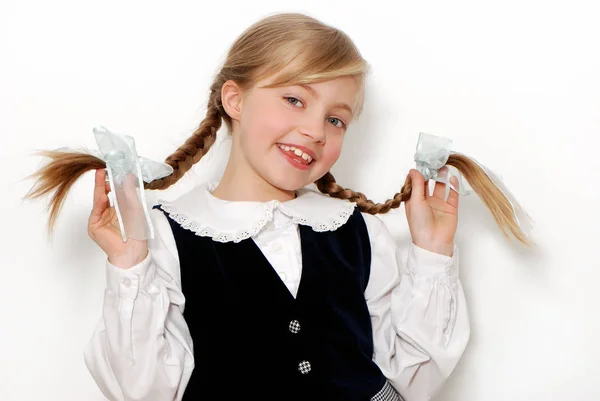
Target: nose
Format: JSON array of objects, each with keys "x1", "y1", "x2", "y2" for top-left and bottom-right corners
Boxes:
[{"x1": 299, "y1": 117, "x2": 326, "y2": 144}]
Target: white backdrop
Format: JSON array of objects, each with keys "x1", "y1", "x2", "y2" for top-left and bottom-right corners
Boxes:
[{"x1": 1, "y1": 1, "x2": 599, "y2": 400}]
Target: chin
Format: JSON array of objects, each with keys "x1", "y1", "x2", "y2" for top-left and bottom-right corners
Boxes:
[
  {"x1": 268, "y1": 178, "x2": 309, "y2": 192},
  {"x1": 265, "y1": 172, "x2": 315, "y2": 192}
]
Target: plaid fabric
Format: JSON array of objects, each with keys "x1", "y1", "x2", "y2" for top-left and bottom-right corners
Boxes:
[{"x1": 371, "y1": 381, "x2": 404, "y2": 401}]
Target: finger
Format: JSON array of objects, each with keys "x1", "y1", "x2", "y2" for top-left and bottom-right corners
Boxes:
[
  {"x1": 429, "y1": 178, "x2": 460, "y2": 208},
  {"x1": 90, "y1": 191, "x2": 109, "y2": 218},
  {"x1": 424, "y1": 180, "x2": 435, "y2": 198},
  {"x1": 93, "y1": 169, "x2": 107, "y2": 205},
  {"x1": 430, "y1": 180, "x2": 447, "y2": 200},
  {"x1": 122, "y1": 173, "x2": 139, "y2": 200},
  {"x1": 445, "y1": 176, "x2": 460, "y2": 208},
  {"x1": 408, "y1": 169, "x2": 426, "y2": 202},
  {"x1": 90, "y1": 187, "x2": 109, "y2": 223}
]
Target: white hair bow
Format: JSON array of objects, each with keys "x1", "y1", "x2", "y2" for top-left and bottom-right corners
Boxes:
[
  {"x1": 414, "y1": 132, "x2": 470, "y2": 202},
  {"x1": 414, "y1": 132, "x2": 532, "y2": 237},
  {"x1": 57, "y1": 126, "x2": 173, "y2": 242}
]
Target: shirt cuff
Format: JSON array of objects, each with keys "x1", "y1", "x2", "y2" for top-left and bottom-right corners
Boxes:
[
  {"x1": 106, "y1": 251, "x2": 153, "y2": 298},
  {"x1": 406, "y1": 242, "x2": 459, "y2": 278}
]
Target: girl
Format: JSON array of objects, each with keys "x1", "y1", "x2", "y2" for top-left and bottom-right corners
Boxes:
[{"x1": 26, "y1": 12, "x2": 531, "y2": 401}]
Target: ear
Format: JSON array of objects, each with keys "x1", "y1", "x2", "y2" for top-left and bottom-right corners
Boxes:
[{"x1": 221, "y1": 80, "x2": 243, "y2": 121}]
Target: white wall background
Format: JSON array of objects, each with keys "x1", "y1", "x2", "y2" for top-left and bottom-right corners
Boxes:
[{"x1": 1, "y1": 0, "x2": 599, "y2": 400}]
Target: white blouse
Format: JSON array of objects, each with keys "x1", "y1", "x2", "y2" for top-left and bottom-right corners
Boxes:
[{"x1": 83, "y1": 182, "x2": 470, "y2": 401}]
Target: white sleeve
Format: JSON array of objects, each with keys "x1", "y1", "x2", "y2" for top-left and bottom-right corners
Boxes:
[
  {"x1": 362, "y1": 213, "x2": 470, "y2": 401},
  {"x1": 84, "y1": 208, "x2": 194, "y2": 401}
]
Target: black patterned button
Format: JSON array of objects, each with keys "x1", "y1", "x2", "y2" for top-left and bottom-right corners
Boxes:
[
  {"x1": 298, "y1": 360, "x2": 311, "y2": 374},
  {"x1": 289, "y1": 320, "x2": 301, "y2": 334}
]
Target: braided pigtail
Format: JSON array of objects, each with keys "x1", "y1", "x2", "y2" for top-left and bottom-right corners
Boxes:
[
  {"x1": 315, "y1": 172, "x2": 412, "y2": 215},
  {"x1": 145, "y1": 87, "x2": 222, "y2": 190},
  {"x1": 24, "y1": 84, "x2": 224, "y2": 233},
  {"x1": 316, "y1": 153, "x2": 533, "y2": 247}
]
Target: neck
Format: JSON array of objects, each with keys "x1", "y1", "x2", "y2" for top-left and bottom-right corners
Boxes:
[{"x1": 211, "y1": 153, "x2": 296, "y2": 203}]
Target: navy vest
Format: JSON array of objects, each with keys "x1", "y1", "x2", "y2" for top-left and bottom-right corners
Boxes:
[{"x1": 154, "y1": 206, "x2": 387, "y2": 400}]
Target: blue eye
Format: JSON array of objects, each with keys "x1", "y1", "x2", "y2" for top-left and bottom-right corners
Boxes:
[
  {"x1": 285, "y1": 96, "x2": 346, "y2": 129},
  {"x1": 328, "y1": 117, "x2": 346, "y2": 129},
  {"x1": 286, "y1": 97, "x2": 304, "y2": 107}
]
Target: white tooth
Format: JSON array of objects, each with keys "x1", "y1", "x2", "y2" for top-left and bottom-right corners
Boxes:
[
  {"x1": 294, "y1": 149, "x2": 303, "y2": 156},
  {"x1": 302, "y1": 153, "x2": 309, "y2": 160},
  {"x1": 284, "y1": 146, "x2": 290, "y2": 151},
  {"x1": 290, "y1": 146, "x2": 296, "y2": 151},
  {"x1": 307, "y1": 156, "x2": 313, "y2": 163}
]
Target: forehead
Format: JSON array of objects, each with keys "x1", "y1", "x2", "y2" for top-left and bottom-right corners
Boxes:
[{"x1": 299, "y1": 77, "x2": 359, "y2": 99}]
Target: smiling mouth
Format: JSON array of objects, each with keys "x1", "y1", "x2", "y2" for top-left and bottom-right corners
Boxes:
[{"x1": 276, "y1": 143, "x2": 315, "y2": 165}]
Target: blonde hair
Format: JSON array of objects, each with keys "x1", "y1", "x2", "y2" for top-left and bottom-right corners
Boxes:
[{"x1": 24, "y1": 12, "x2": 532, "y2": 247}]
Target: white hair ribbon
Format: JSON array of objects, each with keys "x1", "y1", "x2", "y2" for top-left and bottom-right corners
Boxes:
[
  {"x1": 414, "y1": 132, "x2": 533, "y2": 239},
  {"x1": 56, "y1": 126, "x2": 173, "y2": 242}
]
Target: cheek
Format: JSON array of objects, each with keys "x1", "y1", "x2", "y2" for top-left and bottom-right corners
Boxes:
[
  {"x1": 244, "y1": 99, "x2": 290, "y2": 142},
  {"x1": 264, "y1": 113, "x2": 291, "y2": 139},
  {"x1": 321, "y1": 136, "x2": 344, "y2": 167},
  {"x1": 246, "y1": 98, "x2": 290, "y2": 129}
]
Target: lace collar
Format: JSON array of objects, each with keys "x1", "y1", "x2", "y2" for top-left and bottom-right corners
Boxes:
[{"x1": 156, "y1": 182, "x2": 357, "y2": 243}]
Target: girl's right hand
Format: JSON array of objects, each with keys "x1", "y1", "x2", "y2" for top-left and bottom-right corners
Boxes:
[{"x1": 88, "y1": 169, "x2": 149, "y2": 269}]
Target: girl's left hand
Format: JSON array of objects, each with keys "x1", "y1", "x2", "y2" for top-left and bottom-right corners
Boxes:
[{"x1": 404, "y1": 169, "x2": 459, "y2": 257}]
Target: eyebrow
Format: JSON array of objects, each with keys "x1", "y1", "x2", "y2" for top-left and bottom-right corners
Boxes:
[{"x1": 298, "y1": 84, "x2": 354, "y2": 117}]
